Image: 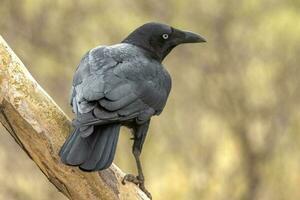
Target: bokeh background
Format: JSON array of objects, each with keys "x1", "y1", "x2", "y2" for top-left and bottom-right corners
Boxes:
[{"x1": 1, "y1": 0, "x2": 300, "y2": 199}]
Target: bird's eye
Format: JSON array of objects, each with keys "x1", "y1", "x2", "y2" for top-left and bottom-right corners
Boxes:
[{"x1": 162, "y1": 34, "x2": 169, "y2": 40}]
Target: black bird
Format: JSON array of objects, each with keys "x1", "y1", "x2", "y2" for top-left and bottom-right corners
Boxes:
[{"x1": 59, "y1": 22, "x2": 205, "y2": 199}]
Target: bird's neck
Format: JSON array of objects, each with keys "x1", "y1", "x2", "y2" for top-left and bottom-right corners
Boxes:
[{"x1": 122, "y1": 38, "x2": 163, "y2": 63}]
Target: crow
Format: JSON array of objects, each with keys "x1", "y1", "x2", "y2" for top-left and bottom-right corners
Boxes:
[{"x1": 59, "y1": 22, "x2": 205, "y2": 199}]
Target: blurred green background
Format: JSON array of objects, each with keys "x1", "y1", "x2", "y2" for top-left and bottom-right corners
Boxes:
[{"x1": 1, "y1": 0, "x2": 300, "y2": 199}]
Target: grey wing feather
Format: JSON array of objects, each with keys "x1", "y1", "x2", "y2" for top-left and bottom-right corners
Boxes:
[
  {"x1": 99, "y1": 92, "x2": 137, "y2": 111},
  {"x1": 105, "y1": 83, "x2": 132, "y2": 101},
  {"x1": 70, "y1": 44, "x2": 171, "y2": 127}
]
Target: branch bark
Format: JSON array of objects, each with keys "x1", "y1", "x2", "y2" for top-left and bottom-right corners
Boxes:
[{"x1": 0, "y1": 36, "x2": 149, "y2": 200}]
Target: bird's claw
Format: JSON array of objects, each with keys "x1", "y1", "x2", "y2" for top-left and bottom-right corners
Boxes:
[
  {"x1": 122, "y1": 174, "x2": 140, "y2": 185},
  {"x1": 122, "y1": 174, "x2": 152, "y2": 199},
  {"x1": 139, "y1": 184, "x2": 152, "y2": 199}
]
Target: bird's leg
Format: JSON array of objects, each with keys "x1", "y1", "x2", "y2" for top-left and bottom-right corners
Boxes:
[
  {"x1": 122, "y1": 121, "x2": 152, "y2": 199},
  {"x1": 122, "y1": 147, "x2": 152, "y2": 199},
  {"x1": 133, "y1": 148, "x2": 152, "y2": 199}
]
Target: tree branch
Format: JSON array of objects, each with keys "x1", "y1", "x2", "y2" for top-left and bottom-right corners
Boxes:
[{"x1": 0, "y1": 35, "x2": 149, "y2": 200}]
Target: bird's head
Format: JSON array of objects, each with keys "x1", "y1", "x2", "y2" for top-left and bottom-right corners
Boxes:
[{"x1": 122, "y1": 22, "x2": 206, "y2": 62}]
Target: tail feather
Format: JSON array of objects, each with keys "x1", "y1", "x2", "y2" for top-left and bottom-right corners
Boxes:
[
  {"x1": 59, "y1": 124, "x2": 121, "y2": 171},
  {"x1": 79, "y1": 126, "x2": 111, "y2": 170},
  {"x1": 95, "y1": 125, "x2": 120, "y2": 170},
  {"x1": 59, "y1": 128, "x2": 77, "y2": 157},
  {"x1": 102, "y1": 127, "x2": 120, "y2": 169},
  {"x1": 59, "y1": 128, "x2": 95, "y2": 166}
]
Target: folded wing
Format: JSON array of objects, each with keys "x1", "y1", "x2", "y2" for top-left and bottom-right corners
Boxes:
[{"x1": 71, "y1": 44, "x2": 171, "y2": 128}]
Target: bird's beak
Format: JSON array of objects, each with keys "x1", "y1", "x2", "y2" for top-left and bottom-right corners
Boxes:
[
  {"x1": 173, "y1": 28, "x2": 206, "y2": 44},
  {"x1": 182, "y1": 31, "x2": 206, "y2": 43}
]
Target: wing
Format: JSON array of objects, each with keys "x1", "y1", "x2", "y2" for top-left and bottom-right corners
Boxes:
[{"x1": 70, "y1": 44, "x2": 171, "y2": 127}]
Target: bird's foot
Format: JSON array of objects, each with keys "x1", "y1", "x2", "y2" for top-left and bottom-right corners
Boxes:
[
  {"x1": 122, "y1": 174, "x2": 152, "y2": 199},
  {"x1": 122, "y1": 174, "x2": 140, "y2": 185},
  {"x1": 138, "y1": 183, "x2": 152, "y2": 199}
]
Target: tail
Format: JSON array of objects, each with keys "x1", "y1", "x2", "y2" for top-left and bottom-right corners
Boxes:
[{"x1": 59, "y1": 124, "x2": 121, "y2": 171}]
